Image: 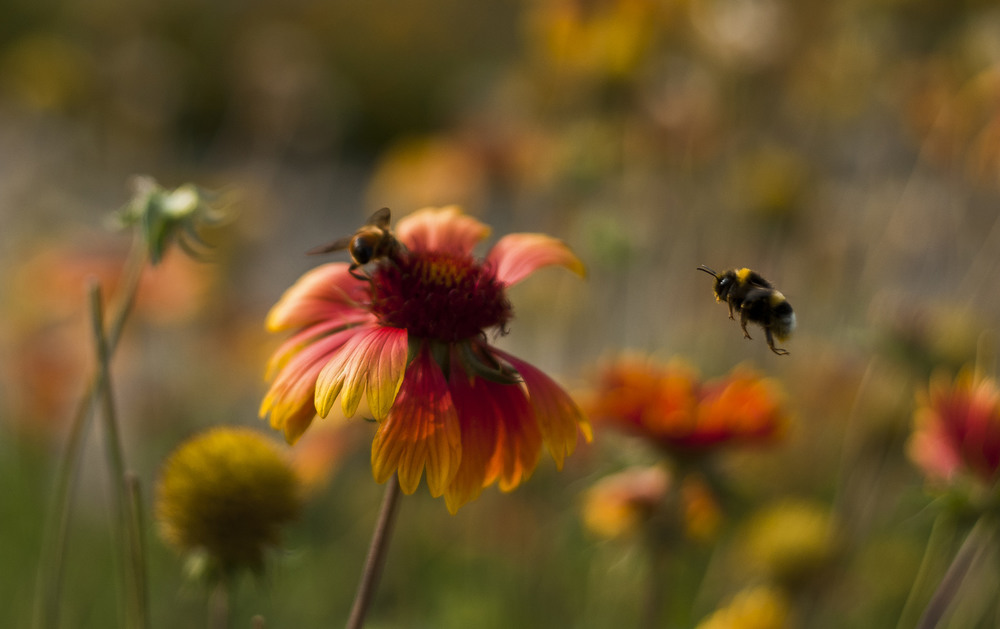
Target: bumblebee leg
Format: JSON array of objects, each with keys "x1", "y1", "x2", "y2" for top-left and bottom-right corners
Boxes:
[
  {"x1": 739, "y1": 308, "x2": 753, "y2": 340},
  {"x1": 765, "y1": 328, "x2": 789, "y2": 355},
  {"x1": 727, "y1": 302, "x2": 736, "y2": 320},
  {"x1": 348, "y1": 263, "x2": 370, "y2": 282}
]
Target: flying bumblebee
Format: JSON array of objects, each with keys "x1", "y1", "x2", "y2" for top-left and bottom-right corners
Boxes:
[
  {"x1": 309, "y1": 207, "x2": 404, "y2": 278},
  {"x1": 697, "y1": 265, "x2": 795, "y2": 355}
]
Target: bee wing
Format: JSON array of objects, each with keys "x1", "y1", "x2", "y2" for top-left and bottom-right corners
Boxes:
[
  {"x1": 307, "y1": 236, "x2": 352, "y2": 255},
  {"x1": 747, "y1": 271, "x2": 774, "y2": 289},
  {"x1": 367, "y1": 207, "x2": 392, "y2": 229}
]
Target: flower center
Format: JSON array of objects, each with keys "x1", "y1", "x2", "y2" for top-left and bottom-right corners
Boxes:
[{"x1": 369, "y1": 251, "x2": 512, "y2": 342}]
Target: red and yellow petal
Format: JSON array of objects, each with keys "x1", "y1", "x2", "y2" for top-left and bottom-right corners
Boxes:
[
  {"x1": 486, "y1": 233, "x2": 585, "y2": 288},
  {"x1": 444, "y1": 367, "x2": 502, "y2": 512},
  {"x1": 495, "y1": 349, "x2": 591, "y2": 469},
  {"x1": 371, "y1": 348, "x2": 461, "y2": 495},
  {"x1": 314, "y1": 325, "x2": 408, "y2": 420},
  {"x1": 395, "y1": 206, "x2": 491, "y2": 256},
  {"x1": 266, "y1": 263, "x2": 370, "y2": 332},
  {"x1": 487, "y1": 380, "x2": 542, "y2": 492},
  {"x1": 260, "y1": 327, "x2": 359, "y2": 444}
]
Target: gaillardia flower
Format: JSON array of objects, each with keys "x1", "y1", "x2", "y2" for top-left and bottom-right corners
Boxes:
[
  {"x1": 909, "y1": 369, "x2": 1000, "y2": 486},
  {"x1": 588, "y1": 356, "x2": 787, "y2": 453},
  {"x1": 156, "y1": 428, "x2": 302, "y2": 577},
  {"x1": 261, "y1": 206, "x2": 589, "y2": 512}
]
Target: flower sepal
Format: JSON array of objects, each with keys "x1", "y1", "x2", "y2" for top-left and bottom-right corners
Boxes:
[{"x1": 458, "y1": 340, "x2": 521, "y2": 385}]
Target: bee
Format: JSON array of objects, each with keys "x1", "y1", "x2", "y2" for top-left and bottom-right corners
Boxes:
[
  {"x1": 309, "y1": 207, "x2": 404, "y2": 278},
  {"x1": 697, "y1": 265, "x2": 795, "y2": 355}
]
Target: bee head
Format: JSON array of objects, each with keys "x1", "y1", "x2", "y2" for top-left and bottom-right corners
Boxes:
[{"x1": 697, "y1": 265, "x2": 735, "y2": 300}]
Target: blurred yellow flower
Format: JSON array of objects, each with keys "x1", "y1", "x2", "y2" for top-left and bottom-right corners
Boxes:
[
  {"x1": 741, "y1": 500, "x2": 836, "y2": 584},
  {"x1": 696, "y1": 586, "x2": 791, "y2": 629},
  {"x1": 156, "y1": 427, "x2": 302, "y2": 577}
]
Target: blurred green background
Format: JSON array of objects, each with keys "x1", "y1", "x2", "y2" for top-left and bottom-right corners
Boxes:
[{"x1": 4, "y1": 0, "x2": 1000, "y2": 627}]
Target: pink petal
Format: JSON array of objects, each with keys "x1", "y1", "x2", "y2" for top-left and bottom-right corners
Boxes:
[
  {"x1": 314, "y1": 325, "x2": 407, "y2": 420},
  {"x1": 264, "y1": 317, "x2": 370, "y2": 381},
  {"x1": 493, "y1": 349, "x2": 591, "y2": 469},
  {"x1": 371, "y1": 348, "x2": 461, "y2": 496},
  {"x1": 395, "y1": 206, "x2": 491, "y2": 256},
  {"x1": 266, "y1": 263, "x2": 371, "y2": 331},
  {"x1": 260, "y1": 326, "x2": 359, "y2": 443},
  {"x1": 486, "y1": 233, "x2": 585, "y2": 287}
]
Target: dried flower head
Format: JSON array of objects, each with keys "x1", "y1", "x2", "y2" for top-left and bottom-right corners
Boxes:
[
  {"x1": 156, "y1": 427, "x2": 302, "y2": 577},
  {"x1": 113, "y1": 176, "x2": 230, "y2": 264}
]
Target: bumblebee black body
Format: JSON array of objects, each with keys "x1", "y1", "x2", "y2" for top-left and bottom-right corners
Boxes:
[
  {"x1": 308, "y1": 207, "x2": 404, "y2": 279},
  {"x1": 697, "y1": 265, "x2": 795, "y2": 355}
]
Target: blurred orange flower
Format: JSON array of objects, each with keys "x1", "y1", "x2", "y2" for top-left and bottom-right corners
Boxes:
[
  {"x1": 588, "y1": 356, "x2": 787, "y2": 453},
  {"x1": 909, "y1": 369, "x2": 1000, "y2": 486},
  {"x1": 581, "y1": 464, "x2": 670, "y2": 539}
]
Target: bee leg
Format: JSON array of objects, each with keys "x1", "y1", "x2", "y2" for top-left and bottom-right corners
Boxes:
[
  {"x1": 727, "y1": 302, "x2": 736, "y2": 320},
  {"x1": 348, "y1": 264, "x2": 370, "y2": 282},
  {"x1": 765, "y1": 328, "x2": 789, "y2": 355},
  {"x1": 739, "y1": 308, "x2": 753, "y2": 340}
]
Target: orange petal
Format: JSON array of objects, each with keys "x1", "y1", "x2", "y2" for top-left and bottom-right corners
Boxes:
[
  {"x1": 266, "y1": 263, "x2": 370, "y2": 331},
  {"x1": 395, "y1": 206, "x2": 491, "y2": 255},
  {"x1": 486, "y1": 233, "x2": 585, "y2": 287},
  {"x1": 495, "y1": 349, "x2": 590, "y2": 469},
  {"x1": 371, "y1": 348, "x2": 461, "y2": 496}
]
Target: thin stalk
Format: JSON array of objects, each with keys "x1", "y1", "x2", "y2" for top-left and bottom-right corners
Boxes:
[
  {"x1": 127, "y1": 473, "x2": 150, "y2": 629},
  {"x1": 90, "y1": 282, "x2": 136, "y2": 627},
  {"x1": 33, "y1": 238, "x2": 148, "y2": 629},
  {"x1": 916, "y1": 516, "x2": 992, "y2": 629},
  {"x1": 346, "y1": 475, "x2": 403, "y2": 629},
  {"x1": 895, "y1": 514, "x2": 951, "y2": 629},
  {"x1": 208, "y1": 577, "x2": 232, "y2": 629}
]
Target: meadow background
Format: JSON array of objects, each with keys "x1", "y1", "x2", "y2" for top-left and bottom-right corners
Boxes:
[{"x1": 4, "y1": 0, "x2": 1000, "y2": 627}]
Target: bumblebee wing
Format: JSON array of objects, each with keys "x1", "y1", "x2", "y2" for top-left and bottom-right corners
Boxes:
[
  {"x1": 307, "y1": 236, "x2": 352, "y2": 255},
  {"x1": 367, "y1": 207, "x2": 392, "y2": 229},
  {"x1": 746, "y1": 271, "x2": 774, "y2": 289}
]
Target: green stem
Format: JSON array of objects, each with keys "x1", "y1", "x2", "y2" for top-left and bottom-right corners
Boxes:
[
  {"x1": 127, "y1": 473, "x2": 150, "y2": 629},
  {"x1": 916, "y1": 516, "x2": 992, "y2": 629},
  {"x1": 346, "y1": 475, "x2": 402, "y2": 629},
  {"x1": 90, "y1": 281, "x2": 140, "y2": 627},
  {"x1": 208, "y1": 577, "x2": 232, "y2": 629},
  {"x1": 32, "y1": 238, "x2": 148, "y2": 629},
  {"x1": 895, "y1": 514, "x2": 951, "y2": 629}
]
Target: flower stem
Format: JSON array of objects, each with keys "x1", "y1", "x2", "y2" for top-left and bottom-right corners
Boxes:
[
  {"x1": 916, "y1": 516, "x2": 991, "y2": 629},
  {"x1": 346, "y1": 474, "x2": 402, "y2": 629},
  {"x1": 895, "y1": 514, "x2": 950, "y2": 629},
  {"x1": 32, "y1": 238, "x2": 148, "y2": 629},
  {"x1": 209, "y1": 577, "x2": 232, "y2": 629},
  {"x1": 91, "y1": 281, "x2": 148, "y2": 628}
]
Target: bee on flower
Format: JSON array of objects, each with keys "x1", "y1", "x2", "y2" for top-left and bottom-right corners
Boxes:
[{"x1": 261, "y1": 206, "x2": 590, "y2": 513}]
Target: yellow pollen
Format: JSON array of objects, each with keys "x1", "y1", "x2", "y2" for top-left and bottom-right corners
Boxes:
[{"x1": 420, "y1": 260, "x2": 464, "y2": 287}]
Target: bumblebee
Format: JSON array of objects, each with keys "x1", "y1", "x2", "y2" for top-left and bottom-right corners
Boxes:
[
  {"x1": 309, "y1": 207, "x2": 404, "y2": 278},
  {"x1": 697, "y1": 265, "x2": 795, "y2": 355}
]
